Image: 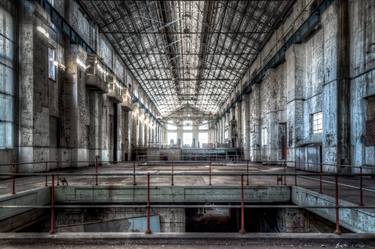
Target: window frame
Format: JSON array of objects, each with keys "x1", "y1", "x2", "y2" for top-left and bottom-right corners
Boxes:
[
  {"x1": 48, "y1": 47, "x2": 57, "y2": 81},
  {"x1": 312, "y1": 112, "x2": 323, "y2": 135},
  {"x1": 0, "y1": 7, "x2": 14, "y2": 149}
]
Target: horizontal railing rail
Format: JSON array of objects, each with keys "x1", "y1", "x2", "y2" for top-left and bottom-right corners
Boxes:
[{"x1": 0, "y1": 159, "x2": 374, "y2": 235}]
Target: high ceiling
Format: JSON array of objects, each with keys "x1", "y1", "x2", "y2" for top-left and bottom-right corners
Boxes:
[{"x1": 78, "y1": 0, "x2": 294, "y2": 117}]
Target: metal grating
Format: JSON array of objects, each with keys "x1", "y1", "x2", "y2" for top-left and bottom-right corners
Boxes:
[{"x1": 78, "y1": 0, "x2": 294, "y2": 117}]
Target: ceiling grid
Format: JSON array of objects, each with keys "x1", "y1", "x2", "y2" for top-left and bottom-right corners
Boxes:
[{"x1": 78, "y1": 0, "x2": 293, "y2": 117}]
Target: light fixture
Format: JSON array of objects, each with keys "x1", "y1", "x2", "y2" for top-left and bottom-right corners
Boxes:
[
  {"x1": 37, "y1": 26, "x2": 49, "y2": 39},
  {"x1": 76, "y1": 58, "x2": 88, "y2": 70}
]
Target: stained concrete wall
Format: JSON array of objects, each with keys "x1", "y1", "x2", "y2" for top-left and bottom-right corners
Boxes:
[
  {"x1": 0, "y1": 0, "x2": 163, "y2": 169},
  {"x1": 216, "y1": 0, "x2": 375, "y2": 172},
  {"x1": 349, "y1": 0, "x2": 375, "y2": 169},
  {"x1": 292, "y1": 186, "x2": 375, "y2": 233},
  {"x1": 56, "y1": 208, "x2": 185, "y2": 233}
]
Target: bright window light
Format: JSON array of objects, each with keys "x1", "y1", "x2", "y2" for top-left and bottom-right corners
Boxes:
[
  {"x1": 183, "y1": 132, "x2": 193, "y2": 147},
  {"x1": 167, "y1": 132, "x2": 177, "y2": 145},
  {"x1": 198, "y1": 132, "x2": 208, "y2": 147},
  {"x1": 312, "y1": 112, "x2": 323, "y2": 134},
  {"x1": 167, "y1": 123, "x2": 177, "y2": 131}
]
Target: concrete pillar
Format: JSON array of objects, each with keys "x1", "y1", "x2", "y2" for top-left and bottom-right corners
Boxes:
[
  {"x1": 18, "y1": 3, "x2": 51, "y2": 171},
  {"x1": 192, "y1": 123, "x2": 199, "y2": 148},
  {"x1": 335, "y1": 0, "x2": 350, "y2": 172},
  {"x1": 176, "y1": 122, "x2": 183, "y2": 147},
  {"x1": 143, "y1": 115, "x2": 148, "y2": 147},
  {"x1": 242, "y1": 93, "x2": 250, "y2": 160},
  {"x1": 88, "y1": 91, "x2": 103, "y2": 164},
  {"x1": 63, "y1": 45, "x2": 91, "y2": 167},
  {"x1": 235, "y1": 101, "x2": 242, "y2": 147},
  {"x1": 249, "y1": 84, "x2": 261, "y2": 161},
  {"x1": 122, "y1": 109, "x2": 130, "y2": 161},
  {"x1": 286, "y1": 45, "x2": 304, "y2": 166}
]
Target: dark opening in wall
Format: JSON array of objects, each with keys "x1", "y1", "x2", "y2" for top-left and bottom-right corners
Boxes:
[
  {"x1": 365, "y1": 96, "x2": 375, "y2": 146},
  {"x1": 185, "y1": 207, "x2": 341, "y2": 233}
]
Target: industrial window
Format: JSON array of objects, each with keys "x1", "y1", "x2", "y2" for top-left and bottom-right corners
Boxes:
[
  {"x1": 167, "y1": 132, "x2": 177, "y2": 145},
  {"x1": 183, "y1": 132, "x2": 193, "y2": 147},
  {"x1": 167, "y1": 122, "x2": 177, "y2": 131},
  {"x1": 0, "y1": 7, "x2": 14, "y2": 149},
  {"x1": 224, "y1": 129, "x2": 228, "y2": 140},
  {"x1": 312, "y1": 112, "x2": 323, "y2": 134},
  {"x1": 261, "y1": 127, "x2": 268, "y2": 145},
  {"x1": 198, "y1": 132, "x2": 208, "y2": 147},
  {"x1": 48, "y1": 48, "x2": 57, "y2": 80}
]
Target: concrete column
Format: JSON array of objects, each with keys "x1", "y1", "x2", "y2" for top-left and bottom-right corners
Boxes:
[
  {"x1": 115, "y1": 103, "x2": 122, "y2": 161},
  {"x1": 18, "y1": 3, "x2": 51, "y2": 171},
  {"x1": 63, "y1": 45, "x2": 90, "y2": 167},
  {"x1": 143, "y1": 115, "x2": 148, "y2": 147},
  {"x1": 286, "y1": 45, "x2": 304, "y2": 166},
  {"x1": 235, "y1": 101, "x2": 242, "y2": 147},
  {"x1": 335, "y1": 0, "x2": 350, "y2": 172},
  {"x1": 260, "y1": 69, "x2": 280, "y2": 162},
  {"x1": 130, "y1": 108, "x2": 138, "y2": 158},
  {"x1": 88, "y1": 91, "x2": 103, "y2": 163},
  {"x1": 122, "y1": 109, "x2": 130, "y2": 161},
  {"x1": 176, "y1": 122, "x2": 183, "y2": 147},
  {"x1": 249, "y1": 84, "x2": 261, "y2": 161},
  {"x1": 242, "y1": 93, "x2": 250, "y2": 160},
  {"x1": 192, "y1": 123, "x2": 199, "y2": 148}
]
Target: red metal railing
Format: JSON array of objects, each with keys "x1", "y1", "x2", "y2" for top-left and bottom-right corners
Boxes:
[{"x1": 0, "y1": 159, "x2": 374, "y2": 235}]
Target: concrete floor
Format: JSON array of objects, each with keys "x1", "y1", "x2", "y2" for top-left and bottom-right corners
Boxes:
[
  {"x1": 0, "y1": 238, "x2": 374, "y2": 249},
  {"x1": 0, "y1": 162, "x2": 374, "y2": 207}
]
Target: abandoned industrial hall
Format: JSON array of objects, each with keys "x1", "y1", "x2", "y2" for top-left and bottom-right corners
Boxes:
[{"x1": 0, "y1": 0, "x2": 375, "y2": 248}]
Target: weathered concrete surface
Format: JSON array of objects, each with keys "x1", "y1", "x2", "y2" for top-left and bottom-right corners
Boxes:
[
  {"x1": 292, "y1": 186, "x2": 375, "y2": 233},
  {"x1": 1, "y1": 233, "x2": 375, "y2": 249},
  {"x1": 0, "y1": 0, "x2": 165, "y2": 170},
  {"x1": 215, "y1": 0, "x2": 375, "y2": 174},
  {"x1": 55, "y1": 186, "x2": 291, "y2": 204},
  {"x1": 56, "y1": 208, "x2": 185, "y2": 233},
  {"x1": 0, "y1": 187, "x2": 49, "y2": 232}
]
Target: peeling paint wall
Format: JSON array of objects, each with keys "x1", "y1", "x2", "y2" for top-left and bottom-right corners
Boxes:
[
  {"x1": 217, "y1": 0, "x2": 375, "y2": 172},
  {"x1": 0, "y1": 0, "x2": 163, "y2": 170}
]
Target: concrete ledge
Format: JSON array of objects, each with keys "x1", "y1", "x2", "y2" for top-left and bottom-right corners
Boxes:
[
  {"x1": 0, "y1": 232, "x2": 375, "y2": 240},
  {"x1": 0, "y1": 187, "x2": 50, "y2": 220},
  {"x1": 292, "y1": 186, "x2": 375, "y2": 233},
  {"x1": 56, "y1": 185, "x2": 291, "y2": 203}
]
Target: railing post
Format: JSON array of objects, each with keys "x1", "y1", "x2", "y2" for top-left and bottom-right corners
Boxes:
[
  {"x1": 246, "y1": 160, "x2": 249, "y2": 186},
  {"x1": 57, "y1": 161, "x2": 60, "y2": 186},
  {"x1": 239, "y1": 174, "x2": 246, "y2": 234},
  {"x1": 12, "y1": 163, "x2": 16, "y2": 195},
  {"x1": 360, "y1": 167, "x2": 363, "y2": 206},
  {"x1": 50, "y1": 174, "x2": 56, "y2": 234},
  {"x1": 133, "y1": 161, "x2": 136, "y2": 186},
  {"x1": 334, "y1": 174, "x2": 341, "y2": 235},
  {"x1": 95, "y1": 156, "x2": 98, "y2": 186},
  {"x1": 171, "y1": 161, "x2": 174, "y2": 186},
  {"x1": 45, "y1": 161, "x2": 48, "y2": 187},
  {"x1": 283, "y1": 160, "x2": 287, "y2": 185},
  {"x1": 294, "y1": 160, "x2": 297, "y2": 186},
  {"x1": 319, "y1": 163, "x2": 323, "y2": 194},
  {"x1": 145, "y1": 173, "x2": 152, "y2": 234},
  {"x1": 209, "y1": 161, "x2": 212, "y2": 186}
]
